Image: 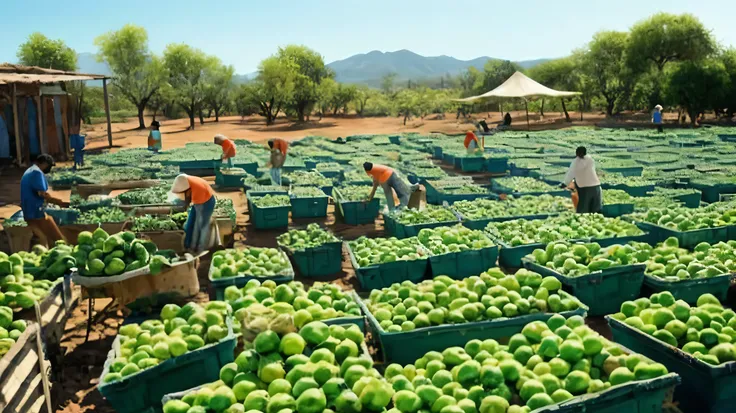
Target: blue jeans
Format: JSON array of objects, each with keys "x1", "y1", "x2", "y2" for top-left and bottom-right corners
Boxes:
[
  {"x1": 381, "y1": 172, "x2": 410, "y2": 211},
  {"x1": 184, "y1": 196, "x2": 216, "y2": 251},
  {"x1": 270, "y1": 167, "x2": 282, "y2": 185}
]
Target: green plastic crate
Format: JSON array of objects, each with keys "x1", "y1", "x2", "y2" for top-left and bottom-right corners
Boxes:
[
  {"x1": 433, "y1": 146, "x2": 443, "y2": 160},
  {"x1": 601, "y1": 166, "x2": 644, "y2": 177},
  {"x1": 635, "y1": 221, "x2": 730, "y2": 249},
  {"x1": 97, "y1": 324, "x2": 236, "y2": 413},
  {"x1": 208, "y1": 252, "x2": 295, "y2": 300},
  {"x1": 383, "y1": 215, "x2": 460, "y2": 239},
  {"x1": 443, "y1": 153, "x2": 456, "y2": 165},
  {"x1": 245, "y1": 188, "x2": 288, "y2": 213},
  {"x1": 250, "y1": 203, "x2": 290, "y2": 230},
  {"x1": 334, "y1": 190, "x2": 380, "y2": 225},
  {"x1": 601, "y1": 203, "x2": 635, "y2": 218},
  {"x1": 608, "y1": 316, "x2": 734, "y2": 413},
  {"x1": 346, "y1": 242, "x2": 429, "y2": 290},
  {"x1": 357, "y1": 292, "x2": 588, "y2": 364},
  {"x1": 486, "y1": 158, "x2": 508, "y2": 174},
  {"x1": 641, "y1": 273, "x2": 731, "y2": 305},
  {"x1": 214, "y1": 168, "x2": 247, "y2": 188},
  {"x1": 457, "y1": 157, "x2": 486, "y2": 172},
  {"x1": 690, "y1": 182, "x2": 736, "y2": 203},
  {"x1": 280, "y1": 241, "x2": 343, "y2": 278},
  {"x1": 496, "y1": 240, "x2": 545, "y2": 269},
  {"x1": 429, "y1": 245, "x2": 499, "y2": 279},
  {"x1": 459, "y1": 214, "x2": 554, "y2": 231},
  {"x1": 675, "y1": 192, "x2": 701, "y2": 208},
  {"x1": 232, "y1": 161, "x2": 258, "y2": 176},
  {"x1": 434, "y1": 192, "x2": 496, "y2": 206},
  {"x1": 533, "y1": 373, "x2": 679, "y2": 413},
  {"x1": 290, "y1": 196, "x2": 328, "y2": 218},
  {"x1": 602, "y1": 183, "x2": 655, "y2": 197},
  {"x1": 523, "y1": 260, "x2": 645, "y2": 316}
]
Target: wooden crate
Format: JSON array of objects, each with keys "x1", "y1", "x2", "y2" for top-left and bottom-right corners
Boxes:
[{"x1": 0, "y1": 322, "x2": 52, "y2": 413}]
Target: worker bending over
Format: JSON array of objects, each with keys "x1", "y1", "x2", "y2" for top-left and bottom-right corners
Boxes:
[
  {"x1": 267, "y1": 138, "x2": 288, "y2": 186},
  {"x1": 171, "y1": 174, "x2": 216, "y2": 252},
  {"x1": 214, "y1": 134, "x2": 236, "y2": 167}
]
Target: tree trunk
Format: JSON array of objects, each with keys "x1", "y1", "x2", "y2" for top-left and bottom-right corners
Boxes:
[
  {"x1": 137, "y1": 105, "x2": 146, "y2": 129},
  {"x1": 215, "y1": 108, "x2": 220, "y2": 122},
  {"x1": 189, "y1": 112, "x2": 195, "y2": 130},
  {"x1": 540, "y1": 99, "x2": 545, "y2": 117},
  {"x1": 152, "y1": 108, "x2": 157, "y2": 121},
  {"x1": 207, "y1": 109, "x2": 213, "y2": 118},
  {"x1": 606, "y1": 99, "x2": 615, "y2": 117},
  {"x1": 561, "y1": 99, "x2": 571, "y2": 122},
  {"x1": 403, "y1": 113, "x2": 408, "y2": 125},
  {"x1": 199, "y1": 110, "x2": 205, "y2": 125}
]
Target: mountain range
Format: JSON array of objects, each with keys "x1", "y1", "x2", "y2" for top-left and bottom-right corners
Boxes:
[{"x1": 76, "y1": 50, "x2": 549, "y2": 87}]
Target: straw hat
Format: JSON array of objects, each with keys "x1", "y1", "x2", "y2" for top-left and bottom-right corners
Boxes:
[
  {"x1": 171, "y1": 174, "x2": 190, "y2": 193},
  {"x1": 655, "y1": 105, "x2": 663, "y2": 111}
]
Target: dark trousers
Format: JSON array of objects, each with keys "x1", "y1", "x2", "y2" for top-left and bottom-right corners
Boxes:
[
  {"x1": 657, "y1": 125, "x2": 663, "y2": 133},
  {"x1": 577, "y1": 185, "x2": 602, "y2": 214}
]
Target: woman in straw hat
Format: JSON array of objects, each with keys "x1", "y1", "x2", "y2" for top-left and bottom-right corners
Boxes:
[
  {"x1": 652, "y1": 105, "x2": 663, "y2": 133},
  {"x1": 171, "y1": 174, "x2": 216, "y2": 252}
]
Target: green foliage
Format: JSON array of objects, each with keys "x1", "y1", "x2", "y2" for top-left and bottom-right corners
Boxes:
[
  {"x1": 163, "y1": 44, "x2": 211, "y2": 130},
  {"x1": 17, "y1": 32, "x2": 77, "y2": 71},
  {"x1": 95, "y1": 25, "x2": 168, "y2": 129},
  {"x1": 278, "y1": 45, "x2": 331, "y2": 122},
  {"x1": 664, "y1": 59, "x2": 729, "y2": 125},
  {"x1": 583, "y1": 31, "x2": 636, "y2": 116}
]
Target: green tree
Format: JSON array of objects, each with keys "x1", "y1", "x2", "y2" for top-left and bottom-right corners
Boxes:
[
  {"x1": 232, "y1": 84, "x2": 260, "y2": 120},
  {"x1": 17, "y1": 32, "x2": 77, "y2": 71},
  {"x1": 352, "y1": 85, "x2": 371, "y2": 116},
  {"x1": 582, "y1": 31, "x2": 635, "y2": 116},
  {"x1": 95, "y1": 25, "x2": 168, "y2": 129},
  {"x1": 277, "y1": 45, "x2": 330, "y2": 122},
  {"x1": 395, "y1": 89, "x2": 419, "y2": 125},
  {"x1": 331, "y1": 84, "x2": 357, "y2": 115},
  {"x1": 665, "y1": 59, "x2": 729, "y2": 125},
  {"x1": 381, "y1": 72, "x2": 397, "y2": 95},
  {"x1": 479, "y1": 60, "x2": 522, "y2": 94},
  {"x1": 528, "y1": 57, "x2": 581, "y2": 121},
  {"x1": 203, "y1": 58, "x2": 235, "y2": 122},
  {"x1": 251, "y1": 56, "x2": 297, "y2": 125},
  {"x1": 720, "y1": 49, "x2": 736, "y2": 118},
  {"x1": 147, "y1": 84, "x2": 174, "y2": 121},
  {"x1": 458, "y1": 67, "x2": 483, "y2": 96},
  {"x1": 316, "y1": 77, "x2": 337, "y2": 118},
  {"x1": 163, "y1": 44, "x2": 211, "y2": 130}
]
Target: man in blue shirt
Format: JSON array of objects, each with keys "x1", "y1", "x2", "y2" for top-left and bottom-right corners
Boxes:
[
  {"x1": 652, "y1": 104, "x2": 663, "y2": 133},
  {"x1": 20, "y1": 154, "x2": 66, "y2": 246}
]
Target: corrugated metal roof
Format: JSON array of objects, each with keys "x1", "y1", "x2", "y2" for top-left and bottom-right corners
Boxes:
[{"x1": 0, "y1": 63, "x2": 107, "y2": 85}]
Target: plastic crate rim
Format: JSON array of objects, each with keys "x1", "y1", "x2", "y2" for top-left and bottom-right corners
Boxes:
[{"x1": 207, "y1": 249, "x2": 295, "y2": 282}]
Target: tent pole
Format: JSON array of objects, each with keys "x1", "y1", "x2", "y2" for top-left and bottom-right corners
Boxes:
[
  {"x1": 525, "y1": 99, "x2": 530, "y2": 131},
  {"x1": 103, "y1": 78, "x2": 113, "y2": 147}
]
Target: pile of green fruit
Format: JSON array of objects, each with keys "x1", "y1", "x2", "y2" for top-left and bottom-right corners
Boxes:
[
  {"x1": 610, "y1": 292, "x2": 736, "y2": 365},
  {"x1": 627, "y1": 204, "x2": 736, "y2": 231},
  {"x1": 628, "y1": 237, "x2": 736, "y2": 281},
  {"x1": 76, "y1": 207, "x2": 129, "y2": 225},
  {"x1": 603, "y1": 190, "x2": 635, "y2": 205},
  {"x1": 224, "y1": 280, "x2": 361, "y2": 329},
  {"x1": 493, "y1": 177, "x2": 559, "y2": 193},
  {"x1": 252, "y1": 195, "x2": 291, "y2": 208},
  {"x1": 210, "y1": 247, "x2": 292, "y2": 279},
  {"x1": 601, "y1": 175, "x2": 657, "y2": 187},
  {"x1": 70, "y1": 193, "x2": 120, "y2": 211},
  {"x1": 289, "y1": 187, "x2": 327, "y2": 198},
  {"x1": 335, "y1": 186, "x2": 374, "y2": 202},
  {"x1": 349, "y1": 237, "x2": 429, "y2": 267},
  {"x1": 365, "y1": 270, "x2": 582, "y2": 332},
  {"x1": 527, "y1": 242, "x2": 637, "y2": 277},
  {"x1": 161, "y1": 321, "x2": 382, "y2": 413},
  {"x1": 117, "y1": 185, "x2": 176, "y2": 205},
  {"x1": 316, "y1": 162, "x2": 343, "y2": 172},
  {"x1": 0, "y1": 245, "x2": 81, "y2": 308},
  {"x1": 382, "y1": 315, "x2": 668, "y2": 412},
  {"x1": 416, "y1": 225, "x2": 494, "y2": 255},
  {"x1": 0, "y1": 307, "x2": 27, "y2": 358},
  {"x1": 343, "y1": 170, "x2": 373, "y2": 185},
  {"x1": 439, "y1": 185, "x2": 488, "y2": 195},
  {"x1": 388, "y1": 206, "x2": 458, "y2": 225},
  {"x1": 486, "y1": 213, "x2": 644, "y2": 247},
  {"x1": 132, "y1": 215, "x2": 180, "y2": 232},
  {"x1": 101, "y1": 301, "x2": 233, "y2": 384},
  {"x1": 277, "y1": 224, "x2": 339, "y2": 251},
  {"x1": 286, "y1": 171, "x2": 332, "y2": 187},
  {"x1": 648, "y1": 187, "x2": 701, "y2": 198},
  {"x1": 74, "y1": 229, "x2": 168, "y2": 277},
  {"x1": 452, "y1": 195, "x2": 572, "y2": 220}
]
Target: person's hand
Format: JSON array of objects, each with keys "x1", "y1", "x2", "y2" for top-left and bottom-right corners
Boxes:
[{"x1": 559, "y1": 183, "x2": 568, "y2": 189}]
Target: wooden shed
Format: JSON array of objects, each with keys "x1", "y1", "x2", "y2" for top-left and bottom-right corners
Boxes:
[{"x1": 0, "y1": 64, "x2": 111, "y2": 166}]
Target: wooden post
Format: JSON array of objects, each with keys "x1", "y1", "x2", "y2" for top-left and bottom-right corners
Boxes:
[
  {"x1": 525, "y1": 99, "x2": 530, "y2": 131},
  {"x1": 36, "y1": 95, "x2": 47, "y2": 154},
  {"x1": 34, "y1": 304, "x2": 54, "y2": 413},
  {"x1": 11, "y1": 84, "x2": 23, "y2": 166},
  {"x1": 102, "y1": 78, "x2": 113, "y2": 147}
]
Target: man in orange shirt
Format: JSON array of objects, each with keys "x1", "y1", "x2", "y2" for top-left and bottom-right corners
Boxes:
[
  {"x1": 364, "y1": 162, "x2": 414, "y2": 211},
  {"x1": 464, "y1": 131, "x2": 482, "y2": 154},
  {"x1": 214, "y1": 134, "x2": 237, "y2": 167},
  {"x1": 171, "y1": 174, "x2": 216, "y2": 252},
  {"x1": 267, "y1": 138, "x2": 288, "y2": 185}
]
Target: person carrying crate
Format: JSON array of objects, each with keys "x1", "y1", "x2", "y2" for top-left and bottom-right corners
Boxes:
[
  {"x1": 266, "y1": 138, "x2": 288, "y2": 186},
  {"x1": 363, "y1": 163, "x2": 418, "y2": 211},
  {"x1": 214, "y1": 134, "x2": 236, "y2": 167},
  {"x1": 20, "y1": 154, "x2": 67, "y2": 246},
  {"x1": 171, "y1": 174, "x2": 215, "y2": 253}
]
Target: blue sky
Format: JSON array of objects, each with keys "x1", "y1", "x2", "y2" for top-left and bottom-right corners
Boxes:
[{"x1": 2, "y1": 0, "x2": 734, "y2": 74}]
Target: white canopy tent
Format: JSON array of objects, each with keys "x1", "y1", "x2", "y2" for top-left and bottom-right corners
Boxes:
[{"x1": 455, "y1": 71, "x2": 580, "y2": 129}]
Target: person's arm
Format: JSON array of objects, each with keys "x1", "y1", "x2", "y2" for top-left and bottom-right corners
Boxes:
[
  {"x1": 183, "y1": 190, "x2": 192, "y2": 209},
  {"x1": 563, "y1": 159, "x2": 577, "y2": 186},
  {"x1": 32, "y1": 172, "x2": 67, "y2": 207},
  {"x1": 365, "y1": 180, "x2": 379, "y2": 202}
]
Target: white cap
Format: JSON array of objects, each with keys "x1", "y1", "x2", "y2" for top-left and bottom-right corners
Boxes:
[
  {"x1": 171, "y1": 174, "x2": 190, "y2": 193},
  {"x1": 655, "y1": 105, "x2": 663, "y2": 111}
]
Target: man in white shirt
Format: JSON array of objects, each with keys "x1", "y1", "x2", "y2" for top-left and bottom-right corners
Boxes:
[{"x1": 563, "y1": 146, "x2": 602, "y2": 213}]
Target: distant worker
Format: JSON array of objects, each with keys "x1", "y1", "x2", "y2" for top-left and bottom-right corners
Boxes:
[
  {"x1": 147, "y1": 120, "x2": 162, "y2": 153},
  {"x1": 464, "y1": 131, "x2": 483, "y2": 154},
  {"x1": 563, "y1": 146, "x2": 602, "y2": 214},
  {"x1": 214, "y1": 134, "x2": 236, "y2": 167},
  {"x1": 20, "y1": 154, "x2": 67, "y2": 246},
  {"x1": 267, "y1": 138, "x2": 288, "y2": 186},
  {"x1": 171, "y1": 174, "x2": 215, "y2": 252},
  {"x1": 504, "y1": 112, "x2": 513, "y2": 127},
  {"x1": 477, "y1": 119, "x2": 491, "y2": 134},
  {"x1": 652, "y1": 105, "x2": 663, "y2": 133},
  {"x1": 363, "y1": 163, "x2": 416, "y2": 211}
]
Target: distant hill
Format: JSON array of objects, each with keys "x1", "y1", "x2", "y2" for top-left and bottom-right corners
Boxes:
[{"x1": 75, "y1": 50, "x2": 551, "y2": 87}]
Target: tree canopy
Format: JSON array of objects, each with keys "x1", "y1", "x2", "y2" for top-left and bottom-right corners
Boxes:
[{"x1": 17, "y1": 32, "x2": 77, "y2": 71}]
